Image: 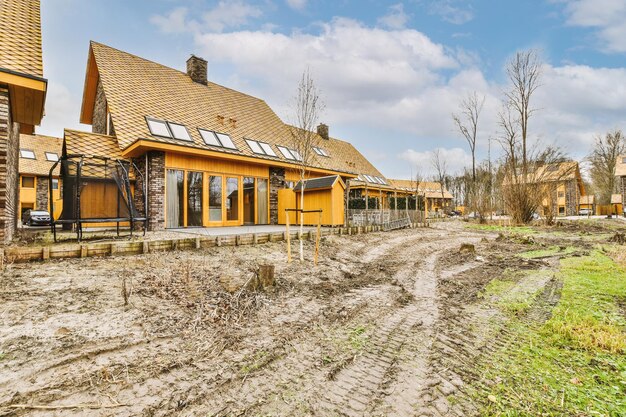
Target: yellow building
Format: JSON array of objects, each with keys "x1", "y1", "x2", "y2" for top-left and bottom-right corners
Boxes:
[
  {"x1": 0, "y1": 0, "x2": 47, "y2": 241},
  {"x1": 17, "y1": 134, "x2": 62, "y2": 221}
]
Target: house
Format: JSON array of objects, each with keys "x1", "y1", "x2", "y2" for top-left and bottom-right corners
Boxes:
[
  {"x1": 578, "y1": 195, "x2": 595, "y2": 215},
  {"x1": 18, "y1": 134, "x2": 62, "y2": 221},
  {"x1": 610, "y1": 194, "x2": 623, "y2": 216},
  {"x1": 72, "y1": 41, "x2": 393, "y2": 229},
  {"x1": 387, "y1": 179, "x2": 453, "y2": 214},
  {"x1": 0, "y1": 0, "x2": 47, "y2": 241},
  {"x1": 617, "y1": 155, "x2": 626, "y2": 216}
]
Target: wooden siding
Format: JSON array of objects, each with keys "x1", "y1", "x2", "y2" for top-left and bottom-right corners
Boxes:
[
  {"x1": 278, "y1": 179, "x2": 345, "y2": 226},
  {"x1": 166, "y1": 152, "x2": 269, "y2": 177}
]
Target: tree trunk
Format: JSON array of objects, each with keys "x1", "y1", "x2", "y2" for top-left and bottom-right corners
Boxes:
[{"x1": 299, "y1": 179, "x2": 304, "y2": 261}]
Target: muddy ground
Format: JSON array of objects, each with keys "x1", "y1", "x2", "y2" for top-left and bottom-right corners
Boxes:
[{"x1": 0, "y1": 220, "x2": 621, "y2": 416}]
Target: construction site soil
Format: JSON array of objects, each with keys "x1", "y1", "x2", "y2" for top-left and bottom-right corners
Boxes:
[{"x1": 0, "y1": 220, "x2": 623, "y2": 416}]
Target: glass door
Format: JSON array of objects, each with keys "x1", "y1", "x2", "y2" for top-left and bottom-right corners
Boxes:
[
  {"x1": 226, "y1": 177, "x2": 239, "y2": 223},
  {"x1": 208, "y1": 175, "x2": 222, "y2": 223},
  {"x1": 187, "y1": 171, "x2": 203, "y2": 227},
  {"x1": 243, "y1": 177, "x2": 255, "y2": 225},
  {"x1": 257, "y1": 178, "x2": 268, "y2": 224},
  {"x1": 166, "y1": 169, "x2": 184, "y2": 228}
]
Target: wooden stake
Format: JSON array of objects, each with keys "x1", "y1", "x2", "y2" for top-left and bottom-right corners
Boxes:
[
  {"x1": 286, "y1": 210, "x2": 292, "y2": 263},
  {"x1": 314, "y1": 212, "x2": 321, "y2": 265}
]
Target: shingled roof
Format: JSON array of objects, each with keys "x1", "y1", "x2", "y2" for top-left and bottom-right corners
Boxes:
[
  {"x1": 18, "y1": 134, "x2": 62, "y2": 176},
  {"x1": 0, "y1": 0, "x2": 43, "y2": 77},
  {"x1": 293, "y1": 175, "x2": 344, "y2": 191},
  {"x1": 388, "y1": 179, "x2": 454, "y2": 199},
  {"x1": 63, "y1": 129, "x2": 124, "y2": 160}
]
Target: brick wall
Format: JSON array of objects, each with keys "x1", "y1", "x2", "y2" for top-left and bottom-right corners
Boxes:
[
  {"x1": 92, "y1": 80, "x2": 107, "y2": 135},
  {"x1": 0, "y1": 87, "x2": 19, "y2": 243},
  {"x1": 133, "y1": 151, "x2": 165, "y2": 231},
  {"x1": 36, "y1": 175, "x2": 49, "y2": 211},
  {"x1": 269, "y1": 167, "x2": 286, "y2": 225}
]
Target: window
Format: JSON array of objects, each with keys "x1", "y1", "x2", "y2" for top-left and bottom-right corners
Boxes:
[
  {"x1": 146, "y1": 118, "x2": 172, "y2": 138},
  {"x1": 557, "y1": 191, "x2": 565, "y2": 198},
  {"x1": 167, "y1": 122, "x2": 192, "y2": 141},
  {"x1": 21, "y1": 176, "x2": 35, "y2": 188},
  {"x1": 199, "y1": 129, "x2": 238, "y2": 150},
  {"x1": 209, "y1": 176, "x2": 222, "y2": 221},
  {"x1": 187, "y1": 172, "x2": 203, "y2": 227},
  {"x1": 52, "y1": 179, "x2": 59, "y2": 190},
  {"x1": 277, "y1": 146, "x2": 295, "y2": 160},
  {"x1": 290, "y1": 149, "x2": 303, "y2": 161},
  {"x1": 226, "y1": 177, "x2": 239, "y2": 221},
  {"x1": 20, "y1": 149, "x2": 35, "y2": 159},
  {"x1": 45, "y1": 152, "x2": 59, "y2": 162},
  {"x1": 313, "y1": 146, "x2": 329, "y2": 157},
  {"x1": 245, "y1": 139, "x2": 277, "y2": 157}
]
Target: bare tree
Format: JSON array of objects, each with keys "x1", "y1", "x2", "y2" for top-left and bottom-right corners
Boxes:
[
  {"x1": 452, "y1": 91, "x2": 485, "y2": 183},
  {"x1": 431, "y1": 149, "x2": 448, "y2": 214},
  {"x1": 587, "y1": 129, "x2": 626, "y2": 205},
  {"x1": 290, "y1": 68, "x2": 324, "y2": 261},
  {"x1": 505, "y1": 49, "x2": 542, "y2": 174}
]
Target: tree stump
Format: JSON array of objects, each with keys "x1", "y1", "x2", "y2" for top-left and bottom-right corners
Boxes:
[
  {"x1": 459, "y1": 243, "x2": 475, "y2": 254},
  {"x1": 258, "y1": 264, "x2": 275, "y2": 289}
]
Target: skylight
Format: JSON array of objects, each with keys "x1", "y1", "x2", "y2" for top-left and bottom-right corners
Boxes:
[
  {"x1": 259, "y1": 142, "x2": 277, "y2": 157},
  {"x1": 245, "y1": 139, "x2": 265, "y2": 154},
  {"x1": 277, "y1": 146, "x2": 296, "y2": 160},
  {"x1": 20, "y1": 149, "x2": 35, "y2": 159},
  {"x1": 146, "y1": 118, "x2": 171, "y2": 138},
  {"x1": 167, "y1": 122, "x2": 192, "y2": 141},
  {"x1": 290, "y1": 149, "x2": 303, "y2": 161},
  {"x1": 45, "y1": 152, "x2": 59, "y2": 162},
  {"x1": 313, "y1": 146, "x2": 329, "y2": 157},
  {"x1": 199, "y1": 129, "x2": 238, "y2": 150}
]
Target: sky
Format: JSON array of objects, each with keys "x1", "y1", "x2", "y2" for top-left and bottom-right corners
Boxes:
[{"x1": 38, "y1": 0, "x2": 626, "y2": 179}]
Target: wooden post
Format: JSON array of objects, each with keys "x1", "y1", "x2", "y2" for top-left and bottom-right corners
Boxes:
[
  {"x1": 42, "y1": 247, "x2": 50, "y2": 261},
  {"x1": 216, "y1": 236, "x2": 221, "y2": 247},
  {"x1": 82, "y1": 245, "x2": 89, "y2": 258},
  {"x1": 195, "y1": 237, "x2": 201, "y2": 249},
  {"x1": 365, "y1": 186, "x2": 369, "y2": 225},
  {"x1": 286, "y1": 210, "x2": 292, "y2": 263},
  {"x1": 253, "y1": 233, "x2": 258, "y2": 245},
  {"x1": 314, "y1": 212, "x2": 321, "y2": 265}
]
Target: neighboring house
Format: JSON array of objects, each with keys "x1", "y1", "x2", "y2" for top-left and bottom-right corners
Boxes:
[
  {"x1": 387, "y1": 179, "x2": 454, "y2": 214},
  {"x1": 617, "y1": 155, "x2": 626, "y2": 215},
  {"x1": 69, "y1": 42, "x2": 405, "y2": 229},
  {"x1": 0, "y1": 0, "x2": 47, "y2": 241},
  {"x1": 578, "y1": 195, "x2": 595, "y2": 215},
  {"x1": 610, "y1": 194, "x2": 623, "y2": 216},
  {"x1": 503, "y1": 161, "x2": 585, "y2": 217},
  {"x1": 18, "y1": 134, "x2": 62, "y2": 221}
]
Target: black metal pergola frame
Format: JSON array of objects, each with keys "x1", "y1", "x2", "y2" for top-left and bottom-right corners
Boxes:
[{"x1": 48, "y1": 154, "x2": 148, "y2": 242}]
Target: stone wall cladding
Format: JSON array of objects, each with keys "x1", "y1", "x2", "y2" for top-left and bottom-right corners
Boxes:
[
  {"x1": 142, "y1": 151, "x2": 165, "y2": 231},
  {"x1": 564, "y1": 179, "x2": 578, "y2": 216},
  {"x1": 36, "y1": 175, "x2": 49, "y2": 211},
  {"x1": 0, "y1": 86, "x2": 19, "y2": 243},
  {"x1": 269, "y1": 167, "x2": 286, "y2": 225},
  {"x1": 92, "y1": 80, "x2": 107, "y2": 135}
]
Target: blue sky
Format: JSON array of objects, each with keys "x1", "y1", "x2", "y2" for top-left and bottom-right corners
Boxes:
[{"x1": 39, "y1": 0, "x2": 626, "y2": 179}]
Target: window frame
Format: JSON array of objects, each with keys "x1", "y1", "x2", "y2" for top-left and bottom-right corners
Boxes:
[
  {"x1": 215, "y1": 132, "x2": 237, "y2": 150},
  {"x1": 21, "y1": 176, "x2": 35, "y2": 188},
  {"x1": 277, "y1": 146, "x2": 296, "y2": 160},
  {"x1": 145, "y1": 117, "x2": 173, "y2": 138},
  {"x1": 45, "y1": 152, "x2": 59, "y2": 162},
  {"x1": 20, "y1": 149, "x2": 36, "y2": 159},
  {"x1": 245, "y1": 139, "x2": 265, "y2": 155},
  {"x1": 259, "y1": 142, "x2": 277, "y2": 157},
  {"x1": 167, "y1": 122, "x2": 193, "y2": 142}
]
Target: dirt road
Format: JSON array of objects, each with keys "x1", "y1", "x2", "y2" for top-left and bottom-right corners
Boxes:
[{"x1": 0, "y1": 222, "x2": 564, "y2": 416}]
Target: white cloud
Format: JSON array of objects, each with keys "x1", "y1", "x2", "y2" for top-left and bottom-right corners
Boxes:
[
  {"x1": 399, "y1": 147, "x2": 473, "y2": 176},
  {"x1": 378, "y1": 3, "x2": 409, "y2": 30},
  {"x1": 38, "y1": 82, "x2": 89, "y2": 137},
  {"x1": 560, "y1": 0, "x2": 626, "y2": 52},
  {"x1": 150, "y1": 7, "x2": 188, "y2": 34},
  {"x1": 286, "y1": 0, "x2": 307, "y2": 11},
  {"x1": 151, "y1": 1, "x2": 262, "y2": 34},
  {"x1": 429, "y1": 1, "x2": 474, "y2": 25}
]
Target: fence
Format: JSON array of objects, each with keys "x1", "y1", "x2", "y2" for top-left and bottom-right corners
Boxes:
[{"x1": 348, "y1": 209, "x2": 426, "y2": 226}]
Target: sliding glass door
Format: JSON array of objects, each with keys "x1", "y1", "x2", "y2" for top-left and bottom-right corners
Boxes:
[
  {"x1": 243, "y1": 177, "x2": 255, "y2": 225},
  {"x1": 257, "y1": 178, "x2": 268, "y2": 224},
  {"x1": 226, "y1": 177, "x2": 239, "y2": 222},
  {"x1": 208, "y1": 175, "x2": 222, "y2": 222},
  {"x1": 187, "y1": 171, "x2": 203, "y2": 227},
  {"x1": 166, "y1": 169, "x2": 184, "y2": 228}
]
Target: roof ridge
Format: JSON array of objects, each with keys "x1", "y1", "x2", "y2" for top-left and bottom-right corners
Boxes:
[
  {"x1": 63, "y1": 128, "x2": 116, "y2": 138},
  {"x1": 90, "y1": 40, "x2": 268, "y2": 105}
]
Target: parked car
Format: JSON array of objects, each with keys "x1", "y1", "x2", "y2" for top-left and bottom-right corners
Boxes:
[
  {"x1": 446, "y1": 210, "x2": 461, "y2": 217},
  {"x1": 22, "y1": 210, "x2": 51, "y2": 226},
  {"x1": 578, "y1": 208, "x2": 591, "y2": 216}
]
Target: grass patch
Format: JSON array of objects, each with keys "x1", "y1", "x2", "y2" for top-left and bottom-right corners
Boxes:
[
  {"x1": 465, "y1": 223, "x2": 537, "y2": 235},
  {"x1": 472, "y1": 251, "x2": 626, "y2": 416},
  {"x1": 519, "y1": 246, "x2": 576, "y2": 259}
]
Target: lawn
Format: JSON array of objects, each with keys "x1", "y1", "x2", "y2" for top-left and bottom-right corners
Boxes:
[{"x1": 472, "y1": 251, "x2": 626, "y2": 416}]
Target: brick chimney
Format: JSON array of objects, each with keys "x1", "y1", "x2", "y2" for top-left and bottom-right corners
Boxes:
[
  {"x1": 317, "y1": 123, "x2": 329, "y2": 140},
  {"x1": 186, "y1": 55, "x2": 208, "y2": 85}
]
